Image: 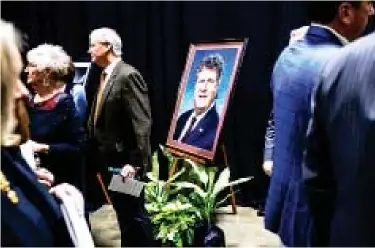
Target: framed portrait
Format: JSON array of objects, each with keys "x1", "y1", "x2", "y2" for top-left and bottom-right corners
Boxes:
[{"x1": 166, "y1": 40, "x2": 247, "y2": 161}]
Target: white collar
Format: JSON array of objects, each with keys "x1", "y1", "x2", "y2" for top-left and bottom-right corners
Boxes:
[
  {"x1": 192, "y1": 101, "x2": 216, "y2": 121},
  {"x1": 177, "y1": 102, "x2": 217, "y2": 142},
  {"x1": 310, "y1": 23, "x2": 349, "y2": 45},
  {"x1": 104, "y1": 57, "x2": 121, "y2": 77}
]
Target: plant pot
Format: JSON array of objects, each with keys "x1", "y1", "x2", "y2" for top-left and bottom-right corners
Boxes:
[
  {"x1": 193, "y1": 221, "x2": 225, "y2": 247},
  {"x1": 154, "y1": 238, "x2": 174, "y2": 247}
]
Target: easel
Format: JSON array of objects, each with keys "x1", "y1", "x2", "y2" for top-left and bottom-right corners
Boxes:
[{"x1": 167, "y1": 144, "x2": 237, "y2": 214}]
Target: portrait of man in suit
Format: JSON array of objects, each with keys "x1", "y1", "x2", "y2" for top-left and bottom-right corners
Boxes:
[
  {"x1": 167, "y1": 41, "x2": 246, "y2": 160},
  {"x1": 173, "y1": 54, "x2": 224, "y2": 151}
]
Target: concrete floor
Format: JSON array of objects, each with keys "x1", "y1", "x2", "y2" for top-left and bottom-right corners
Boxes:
[
  {"x1": 90, "y1": 205, "x2": 281, "y2": 247},
  {"x1": 216, "y1": 206, "x2": 281, "y2": 247}
]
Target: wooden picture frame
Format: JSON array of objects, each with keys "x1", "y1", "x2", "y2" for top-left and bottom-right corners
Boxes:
[{"x1": 166, "y1": 40, "x2": 247, "y2": 161}]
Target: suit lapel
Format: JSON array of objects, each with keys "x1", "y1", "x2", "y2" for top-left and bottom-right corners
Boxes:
[
  {"x1": 94, "y1": 61, "x2": 123, "y2": 123},
  {"x1": 189, "y1": 106, "x2": 218, "y2": 142},
  {"x1": 87, "y1": 95, "x2": 96, "y2": 132}
]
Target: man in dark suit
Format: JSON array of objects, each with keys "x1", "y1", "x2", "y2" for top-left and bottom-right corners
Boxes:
[
  {"x1": 86, "y1": 27, "x2": 153, "y2": 247},
  {"x1": 264, "y1": 1, "x2": 374, "y2": 246},
  {"x1": 173, "y1": 54, "x2": 223, "y2": 151},
  {"x1": 303, "y1": 32, "x2": 375, "y2": 246}
]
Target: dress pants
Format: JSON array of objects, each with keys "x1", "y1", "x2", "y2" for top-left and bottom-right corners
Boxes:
[{"x1": 109, "y1": 189, "x2": 154, "y2": 247}]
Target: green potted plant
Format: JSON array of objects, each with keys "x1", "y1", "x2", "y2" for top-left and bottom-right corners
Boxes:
[
  {"x1": 173, "y1": 158, "x2": 252, "y2": 246},
  {"x1": 145, "y1": 150, "x2": 203, "y2": 247},
  {"x1": 145, "y1": 146, "x2": 252, "y2": 247}
]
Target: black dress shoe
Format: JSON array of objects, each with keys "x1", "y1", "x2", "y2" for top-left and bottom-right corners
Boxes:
[
  {"x1": 257, "y1": 208, "x2": 265, "y2": 216},
  {"x1": 257, "y1": 203, "x2": 265, "y2": 216}
]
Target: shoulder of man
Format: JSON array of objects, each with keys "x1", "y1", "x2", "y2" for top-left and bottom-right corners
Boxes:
[
  {"x1": 117, "y1": 60, "x2": 141, "y2": 77},
  {"x1": 176, "y1": 109, "x2": 194, "y2": 125},
  {"x1": 320, "y1": 33, "x2": 375, "y2": 95},
  {"x1": 343, "y1": 32, "x2": 375, "y2": 61}
]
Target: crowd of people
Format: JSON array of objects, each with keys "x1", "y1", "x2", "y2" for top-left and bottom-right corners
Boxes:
[
  {"x1": 1, "y1": 21, "x2": 153, "y2": 247},
  {"x1": 262, "y1": 1, "x2": 374, "y2": 247},
  {"x1": 1, "y1": 1, "x2": 374, "y2": 247}
]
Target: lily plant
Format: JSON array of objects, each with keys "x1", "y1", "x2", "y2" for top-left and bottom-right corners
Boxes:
[{"x1": 173, "y1": 158, "x2": 252, "y2": 225}]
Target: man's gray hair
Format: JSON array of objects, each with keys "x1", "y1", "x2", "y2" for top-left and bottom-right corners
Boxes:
[{"x1": 90, "y1": 27, "x2": 122, "y2": 56}]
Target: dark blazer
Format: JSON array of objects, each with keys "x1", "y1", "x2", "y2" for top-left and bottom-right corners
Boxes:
[
  {"x1": 1, "y1": 146, "x2": 73, "y2": 247},
  {"x1": 87, "y1": 60, "x2": 152, "y2": 178},
  {"x1": 303, "y1": 32, "x2": 375, "y2": 246},
  {"x1": 264, "y1": 25, "x2": 344, "y2": 246},
  {"x1": 173, "y1": 105, "x2": 219, "y2": 151},
  {"x1": 86, "y1": 60, "x2": 154, "y2": 247}
]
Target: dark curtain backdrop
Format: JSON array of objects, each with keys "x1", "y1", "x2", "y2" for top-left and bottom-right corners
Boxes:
[{"x1": 3, "y1": 1, "x2": 374, "y2": 205}]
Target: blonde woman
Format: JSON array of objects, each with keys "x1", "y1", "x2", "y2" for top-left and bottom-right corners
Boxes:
[
  {"x1": 0, "y1": 19, "x2": 73, "y2": 246},
  {"x1": 25, "y1": 44, "x2": 85, "y2": 189}
]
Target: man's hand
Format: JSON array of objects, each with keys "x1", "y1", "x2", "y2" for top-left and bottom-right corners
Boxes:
[
  {"x1": 120, "y1": 164, "x2": 136, "y2": 180},
  {"x1": 262, "y1": 160, "x2": 273, "y2": 176},
  {"x1": 34, "y1": 167, "x2": 55, "y2": 187},
  {"x1": 30, "y1": 140, "x2": 49, "y2": 153}
]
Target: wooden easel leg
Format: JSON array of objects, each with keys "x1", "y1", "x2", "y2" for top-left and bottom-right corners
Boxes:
[
  {"x1": 96, "y1": 172, "x2": 112, "y2": 205},
  {"x1": 168, "y1": 158, "x2": 179, "y2": 179},
  {"x1": 229, "y1": 186, "x2": 237, "y2": 215},
  {"x1": 221, "y1": 144, "x2": 237, "y2": 215}
]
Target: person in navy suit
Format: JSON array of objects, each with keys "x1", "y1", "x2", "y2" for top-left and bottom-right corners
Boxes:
[
  {"x1": 0, "y1": 19, "x2": 73, "y2": 247},
  {"x1": 263, "y1": 1, "x2": 374, "y2": 246},
  {"x1": 173, "y1": 54, "x2": 224, "y2": 151},
  {"x1": 303, "y1": 32, "x2": 375, "y2": 246}
]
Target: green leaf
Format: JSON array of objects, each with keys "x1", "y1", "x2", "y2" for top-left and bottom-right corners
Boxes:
[
  {"x1": 184, "y1": 158, "x2": 208, "y2": 185},
  {"x1": 151, "y1": 150, "x2": 160, "y2": 179},
  {"x1": 159, "y1": 144, "x2": 175, "y2": 165},
  {"x1": 174, "y1": 181, "x2": 207, "y2": 199},
  {"x1": 146, "y1": 172, "x2": 159, "y2": 182},
  {"x1": 212, "y1": 168, "x2": 252, "y2": 197},
  {"x1": 212, "y1": 167, "x2": 230, "y2": 197},
  {"x1": 226, "y1": 177, "x2": 253, "y2": 188},
  {"x1": 166, "y1": 167, "x2": 186, "y2": 184},
  {"x1": 207, "y1": 168, "x2": 217, "y2": 193},
  {"x1": 215, "y1": 189, "x2": 239, "y2": 209}
]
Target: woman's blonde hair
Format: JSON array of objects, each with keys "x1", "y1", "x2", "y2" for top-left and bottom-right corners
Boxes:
[
  {"x1": 0, "y1": 19, "x2": 23, "y2": 146},
  {"x1": 26, "y1": 43, "x2": 72, "y2": 84}
]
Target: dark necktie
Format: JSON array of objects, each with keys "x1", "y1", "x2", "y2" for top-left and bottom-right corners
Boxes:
[{"x1": 181, "y1": 116, "x2": 197, "y2": 142}]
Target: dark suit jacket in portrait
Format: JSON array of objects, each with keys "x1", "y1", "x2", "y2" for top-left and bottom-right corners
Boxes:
[
  {"x1": 173, "y1": 105, "x2": 219, "y2": 151},
  {"x1": 303, "y1": 32, "x2": 375, "y2": 247},
  {"x1": 264, "y1": 25, "x2": 345, "y2": 247},
  {"x1": 1, "y1": 146, "x2": 73, "y2": 247}
]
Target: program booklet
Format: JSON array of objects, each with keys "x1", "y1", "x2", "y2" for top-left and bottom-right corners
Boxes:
[{"x1": 108, "y1": 175, "x2": 144, "y2": 197}]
